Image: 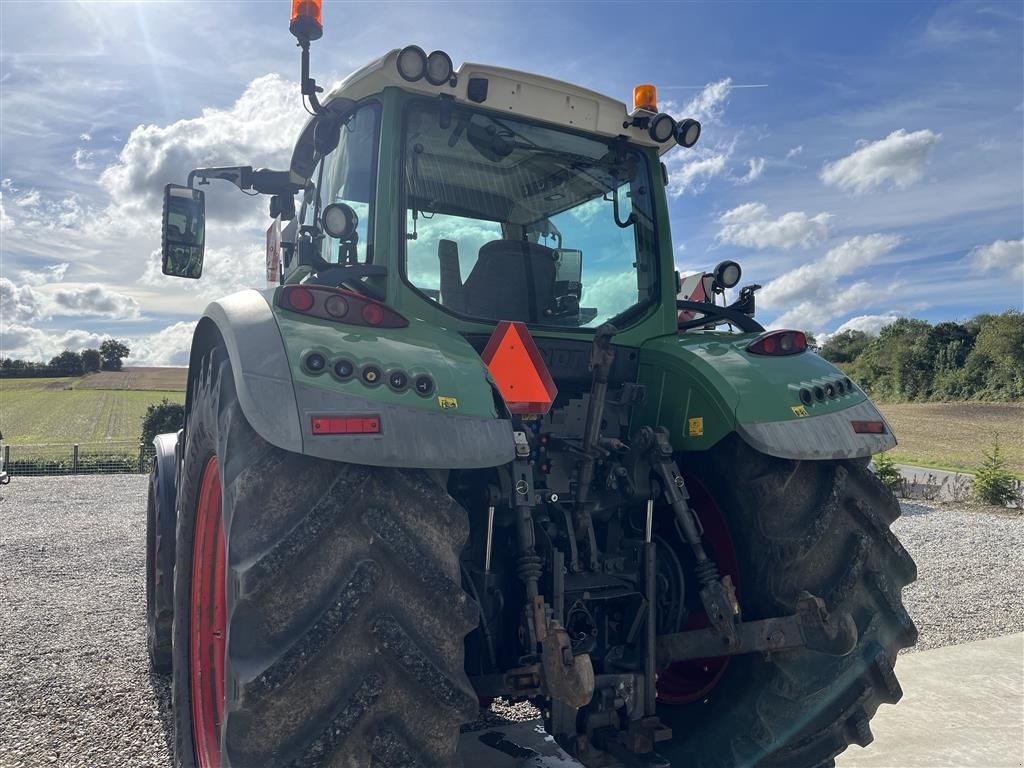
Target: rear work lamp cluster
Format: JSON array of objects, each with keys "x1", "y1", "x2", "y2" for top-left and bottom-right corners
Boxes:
[
  {"x1": 302, "y1": 351, "x2": 435, "y2": 397},
  {"x1": 397, "y1": 45, "x2": 456, "y2": 87},
  {"x1": 796, "y1": 377, "x2": 857, "y2": 407}
]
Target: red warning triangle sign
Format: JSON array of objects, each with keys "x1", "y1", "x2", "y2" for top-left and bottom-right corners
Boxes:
[{"x1": 481, "y1": 321, "x2": 558, "y2": 415}]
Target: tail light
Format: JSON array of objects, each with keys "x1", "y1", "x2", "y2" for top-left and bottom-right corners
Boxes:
[
  {"x1": 851, "y1": 420, "x2": 887, "y2": 435},
  {"x1": 278, "y1": 285, "x2": 408, "y2": 329},
  {"x1": 747, "y1": 330, "x2": 807, "y2": 356}
]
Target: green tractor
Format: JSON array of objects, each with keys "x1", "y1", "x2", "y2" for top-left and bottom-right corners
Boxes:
[{"x1": 146, "y1": 5, "x2": 917, "y2": 766}]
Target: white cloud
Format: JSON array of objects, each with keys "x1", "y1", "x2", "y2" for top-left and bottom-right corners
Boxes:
[
  {"x1": 735, "y1": 157, "x2": 765, "y2": 185},
  {"x1": 0, "y1": 276, "x2": 140, "y2": 321},
  {"x1": 835, "y1": 313, "x2": 902, "y2": 336},
  {"x1": 820, "y1": 129, "x2": 941, "y2": 194},
  {"x1": 680, "y1": 79, "x2": 732, "y2": 123},
  {"x1": 79, "y1": 132, "x2": 92, "y2": 142},
  {"x1": 0, "y1": 320, "x2": 194, "y2": 366},
  {"x1": 16, "y1": 262, "x2": 70, "y2": 286},
  {"x1": 99, "y1": 73, "x2": 307, "y2": 231},
  {"x1": 0, "y1": 192, "x2": 12, "y2": 231},
  {"x1": 969, "y1": 238, "x2": 1023, "y2": 280},
  {"x1": 72, "y1": 147, "x2": 96, "y2": 170},
  {"x1": 666, "y1": 152, "x2": 728, "y2": 197},
  {"x1": 128, "y1": 321, "x2": 196, "y2": 366},
  {"x1": 52, "y1": 284, "x2": 142, "y2": 319},
  {"x1": 760, "y1": 234, "x2": 903, "y2": 329},
  {"x1": 786, "y1": 145, "x2": 803, "y2": 159},
  {"x1": 717, "y1": 202, "x2": 831, "y2": 250},
  {"x1": 0, "y1": 279, "x2": 47, "y2": 323},
  {"x1": 1, "y1": 323, "x2": 107, "y2": 361},
  {"x1": 140, "y1": 242, "x2": 267, "y2": 303}
]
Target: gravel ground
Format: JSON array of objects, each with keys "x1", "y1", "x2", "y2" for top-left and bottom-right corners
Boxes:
[
  {"x1": 1, "y1": 476, "x2": 1021, "y2": 766},
  {"x1": 0, "y1": 475, "x2": 172, "y2": 768}
]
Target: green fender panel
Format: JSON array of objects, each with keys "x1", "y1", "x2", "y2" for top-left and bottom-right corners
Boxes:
[
  {"x1": 633, "y1": 332, "x2": 896, "y2": 459},
  {"x1": 187, "y1": 288, "x2": 514, "y2": 469}
]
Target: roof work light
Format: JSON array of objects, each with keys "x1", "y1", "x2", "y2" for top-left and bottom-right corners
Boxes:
[{"x1": 289, "y1": 0, "x2": 323, "y2": 42}]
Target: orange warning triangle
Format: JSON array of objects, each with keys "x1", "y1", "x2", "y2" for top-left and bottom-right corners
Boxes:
[{"x1": 481, "y1": 321, "x2": 558, "y2": 415}]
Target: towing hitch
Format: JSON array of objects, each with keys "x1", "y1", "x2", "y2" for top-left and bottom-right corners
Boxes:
[{"x1": 656, "y1": 592, "x2": 858, "y2": 666}]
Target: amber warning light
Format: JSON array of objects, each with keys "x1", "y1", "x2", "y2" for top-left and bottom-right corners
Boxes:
[
  {"x1": 482, "y1": 321, "x2": 558, "y2": 415},
  {"x1": 633, "y1": 84, "x2": 658, "y2": 113},
  {"x1": 290, "y1": 0, "x2": 323, "y2": 41}
]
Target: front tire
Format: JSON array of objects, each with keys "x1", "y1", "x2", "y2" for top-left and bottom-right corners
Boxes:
[
  {"x1": 146, "y1": 459, "x2": 175, "y2": 673},
  {"x1": 659, "y1": 435, "x2": 918, "y2": 767},
  {"x1": 171, "y1": 348, "x2": 480, "y2": 767}
]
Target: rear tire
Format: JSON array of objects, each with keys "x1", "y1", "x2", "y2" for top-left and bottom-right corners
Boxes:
[
  {"x1": 659, "y1": 435, "x2": 918, "y2": 768},
  {"x1": 171, "y1": 348, "x2": 479, "y2": 767}
]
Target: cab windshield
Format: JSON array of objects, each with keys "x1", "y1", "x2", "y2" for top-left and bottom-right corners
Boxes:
[{"x1": 402, "y1": 101, "x2": 659, "y2": 328}]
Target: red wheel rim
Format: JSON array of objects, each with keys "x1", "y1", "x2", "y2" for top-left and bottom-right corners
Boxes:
[
  {"x1": 656, "y1": 475, "x2": 740, "y2": 705},
  {"x1": 190, "y1": 456, "x2": 226, "y2": 768}
]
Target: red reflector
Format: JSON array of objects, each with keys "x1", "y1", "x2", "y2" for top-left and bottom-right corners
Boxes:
[
  {"x1": 851, "y1": 420, "x2": 886, "y2": 434},
  {"x1": 289, "y1": 287, "x2": 315, "y2": 312},
  {"x1": 311, "y1": 416, "x2": 380, "y2": 434},
  {"x1": 481, "y1": 321, "x2": 558, "y2": 415}
]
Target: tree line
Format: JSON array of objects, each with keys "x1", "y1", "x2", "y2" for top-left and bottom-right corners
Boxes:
[
  {"x1": 819, "y1": 310, "x2": 1023, "y2": 401},
  {"x1": 0, "y1": 340, "x2": 131, "y2": 378}
]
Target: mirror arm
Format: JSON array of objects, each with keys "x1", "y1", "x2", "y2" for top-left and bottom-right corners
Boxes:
[{"x1": 187, "y1": 166, "x2": 301, "y2": 195}]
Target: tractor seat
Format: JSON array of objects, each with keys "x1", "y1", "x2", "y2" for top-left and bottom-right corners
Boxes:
[{"x1": 461, "y1": 239, "x2": 557, "y2": 323}]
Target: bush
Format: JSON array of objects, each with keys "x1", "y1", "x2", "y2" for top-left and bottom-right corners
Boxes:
[
  {"x1": 973, "y1": 438, "x2": 1023, "y2": 507},
  {"x1": 873, "y1": 452, "x2": 904, "y2": 495},
  {"x1": 141, "y1": 399, "x2": 185, "y2": 446}
]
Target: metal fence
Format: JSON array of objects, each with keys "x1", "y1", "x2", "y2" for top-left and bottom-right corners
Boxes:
[{"x1": 2, "y1": 441, "x2": 156, "y2": 476}]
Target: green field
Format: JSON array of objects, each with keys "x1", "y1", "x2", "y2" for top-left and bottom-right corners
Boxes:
[{"x1": 1, "y1": 375, "x2": 185, "y2": 445}]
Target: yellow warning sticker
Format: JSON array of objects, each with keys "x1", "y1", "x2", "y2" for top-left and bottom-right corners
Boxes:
[
  {"x1": 791, "y1": 405, "x2": 809, "y2": 417},
  {"x1": 437, "y1": 396, "x2": 459, "y2": 409},
  {"x1": 688, "y1": 417, "x2": 704, "y2": 436}
]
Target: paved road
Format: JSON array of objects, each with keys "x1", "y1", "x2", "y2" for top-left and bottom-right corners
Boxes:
[{"x1": 897, "y1": 463, "x2": 974, "y2": 502}]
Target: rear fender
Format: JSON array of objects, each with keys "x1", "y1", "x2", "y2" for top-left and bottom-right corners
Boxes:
[
  {"x1": 635, "y1": 333, "x2": 895, "y2": 460},
  {"x1": 185, "y1": 289, "x2": 514, "y2": 469}
]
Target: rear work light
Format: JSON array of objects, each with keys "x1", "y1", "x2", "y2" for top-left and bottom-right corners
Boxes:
[
  {"x1": 747, "y1": 330, "x2": 807, "y2": 356},
  {"x1": 851, "y1": 420, "x2": 887, "y2": 435},
  {"x1": 278, "y1": 285, "x2": 408, "y2": 329}
]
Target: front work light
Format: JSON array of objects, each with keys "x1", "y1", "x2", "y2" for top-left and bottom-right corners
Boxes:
[
  {"x1": 289, "y1": 0, "x2": 323, "y2": 42},
  {"x1": 397, "y1": 45, "x2": 428, "y2": 82},
  {"x1": 425, "y1": 50, "x2": 454, "y2": 86},
  {"x1": 649, "y1": 113, "x2": 676, "y2": 143},
  {"x1": 676, "y1": 118, "x2": 701, "y2": 148}
]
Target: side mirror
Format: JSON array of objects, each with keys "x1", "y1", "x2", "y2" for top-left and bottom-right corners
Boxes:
[{"x1": 161, "y1": 184, "x2": 205, "y2": 279}]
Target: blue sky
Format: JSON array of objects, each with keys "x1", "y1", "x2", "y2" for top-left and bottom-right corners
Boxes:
[{"x1": 1, "y1": 1, "x2": 1021, "y2": 364}]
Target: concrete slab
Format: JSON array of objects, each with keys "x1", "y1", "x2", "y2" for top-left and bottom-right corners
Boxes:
[
  {"x1": 838, "y1": 633, "x2": 1024, "y2": 768},
  {"x1": 459, "y1": 635, "x2": 1024, "y2": 767}
]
